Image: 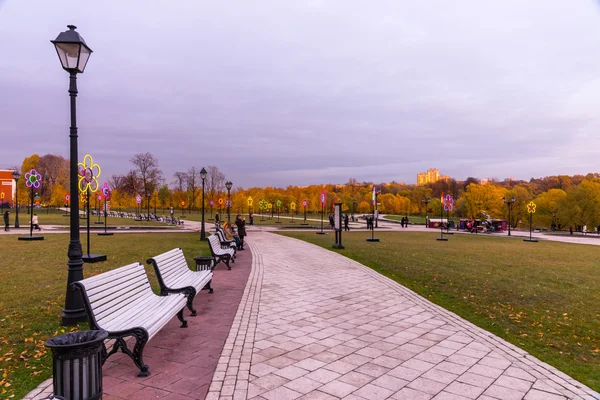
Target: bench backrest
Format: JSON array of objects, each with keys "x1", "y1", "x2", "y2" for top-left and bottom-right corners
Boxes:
[
  {"x1": 72, "y1": 262, "x2": 154, "y2": 330},
  {"x1": 208, "y1": 235, "x2": 227, "y2": 255},
  {"x1": 146, "y1": 248, "x2": 190, "y2": 292}
]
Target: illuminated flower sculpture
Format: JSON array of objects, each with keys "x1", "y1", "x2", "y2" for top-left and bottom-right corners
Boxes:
[
  {"x1": 25, "y1": 169, "x2": 42, "y2": 189},
  {"x1": 78, "y1": 154, "x2": 101, "y2": 193},
  {"x1": 443, "y1": 194, "x2": 454, "y2": 212},
  {"x1": 102, "y1": 182, "x2": 111, "y2": 200}
]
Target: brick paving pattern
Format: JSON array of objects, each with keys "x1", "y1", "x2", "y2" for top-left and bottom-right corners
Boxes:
[{"x1": 207, "y1": 231, "x2": 599, "y2": 400}]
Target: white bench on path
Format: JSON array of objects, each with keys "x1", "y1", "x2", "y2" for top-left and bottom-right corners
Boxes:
[
  {"x1": 208, "y1": 235, "x2": 235, "y2": 270},
  {"x1": 146, "y1": 248, "x2": 214, "y2": 316},
  {"x1": 71, "y1": 262, "x2": 189, "y2": 377}
]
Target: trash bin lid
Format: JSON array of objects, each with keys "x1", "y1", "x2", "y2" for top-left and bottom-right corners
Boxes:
[{"x1": 45, "y1": 330, "x2": 108, "y2": 350}]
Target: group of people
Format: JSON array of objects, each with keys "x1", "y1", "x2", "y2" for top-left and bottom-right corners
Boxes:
[
  {"x1": 327, "y1": 214, "x2": 351, "y2": 231},
  {"x1": 400, "y1": 216, "x2": 409, "y2": 227},
  {"x1": 365, "y1": 215, "x2": 376, "y2": 230},
  {"x1": 222, "y1": 214, "x2": 247, "y2": 250},
  {"x1": 3, "y1": 211, "x2": 42, "y2": 232}
]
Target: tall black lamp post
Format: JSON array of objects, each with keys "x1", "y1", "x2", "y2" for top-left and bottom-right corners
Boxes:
[
  {"x1": 12, "y1": 170, "x2": 20, "y2": 228},
  {"x1": 225, "y1": 181, "x2": 232, "y2": 221},
  {"x1": 200, "y1": 167, "x2": 207, "y2": 240},
  {"x1": 422, "y1": 197, "x2": 431, "y2": 228},
  {"x1": 52, "y1": 25, "x2": 92, "y2": 325},
  {"x1": 503, "y1": 195, "x2": 516, "y2": 236}
]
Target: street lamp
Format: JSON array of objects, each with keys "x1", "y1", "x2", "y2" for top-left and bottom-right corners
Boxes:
[
  {"x1": 12, "y1": 170, "x2": 20, "y2": 228},
  {"x1": 225, "y1": 181, "x2": 232, "y2": 221},
  {"x1": 52, "y1": 25, "x2": 92, "y2": 325},
  {"x1": 200, "y1": 167, "x2": 207, "y2": 240},
  {"x1": 502, "y1": 195, "x2": 516, "y2": 236},
  {"x1": 422, "y1": 197, "x2": 431, "y2": 228}
]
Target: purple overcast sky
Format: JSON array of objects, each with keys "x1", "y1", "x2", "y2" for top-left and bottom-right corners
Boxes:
[{"x1": 1, "y1": 0, "x2": 600, "y2": 188}]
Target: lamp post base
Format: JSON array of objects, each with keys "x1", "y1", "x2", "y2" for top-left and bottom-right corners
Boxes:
[
  {"x1": 523, "y1": 239, "x2": 538, "y2": 242},
  {"x1": 275, "y1": 221, "x2": 282, "y2": 224},
  {"x1": 332, "y1": 244, "x2": 345, "y2": 249},
  {"x1": 316, "y1": 232, "x2": 327, "y2": 235},
  {"x1": 94, "y1": 221, "x2": 104, "y2": 225},
  {"x1": 82, "y1": 254, "x2": 107, "y2": 263},
  {"x1": 442, "y1": 232, "x2": 454, "y2": 235},
  {"x1": 97, "y1": 232, "x2": 114, "y2": 236},
  {"x1": 18, "y1": 236, "x2": 44, "y2": 241},
  {"x1": 366, "y1": 238, "x2": 379, "y2": 242},
  {"x1": 436, "y1": 238, "x2": 449, "y2": 241},
  {"x1": 301, "y1": 223, "x2": 308, "y2": 225},
  {"x1": 61, "y1": 308, "x2": 86, "y2": 326}
]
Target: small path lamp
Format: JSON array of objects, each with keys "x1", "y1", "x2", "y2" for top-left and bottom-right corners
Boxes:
[
  {"x1": 290, "y1": 201, "x2": 296, "y2": 223},
  {"x1": 12, "y1": 170, "x2": 20, "y2": 228},
  {"x1": 317, "y1": 188, "x2": 326, "y2": 234},
  {"x1": 79, "y1": 154, "x2": 106, "y2": 262},
  {"x1": 302, "y1": 199, "x2": 308, "y2": 225},
  {"x1": 524, "y1": 201, "x2": 538, "y2": 242},
  {"x1": 51, "y1": 23, "x2": 92, "y2": 324},
  {"x1": 18, "y1": 169, "x2": 44, "y2": 241},
  {"x1": 275, "y1": 199, "x2": 282, "y2": 223},
  {"x1": 367, "y1": 186, "x2": 380, "y2": 242},
  {"x1": 502, "y1": 195, "x2": 516, "y2": 236},
  {"x1": 225, "y1": 181, "x2": 233, "y2": 221},
  {"x1": 98, "y1": 183, "x2": 113, "y2": 236},
  {"x1": 422, "y1": 197, "x2": 431, "y2": 228},
  {"x1": 200, "y1": 167, "x2": 207, "y2": 240}
]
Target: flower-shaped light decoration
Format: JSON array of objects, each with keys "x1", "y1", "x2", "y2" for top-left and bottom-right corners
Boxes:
[
  {"x1": 80, "y1": 192, "x2": 88, "y2": 203},
  {"x1": 276, "y1": 199, "x2": 282, "y2": 208},
  {"x1": 101, "y1": 183, "x2": 111, "y2": 201},
  {"x1": 225, "y1": 199, "x2": 231, "y2": 207},
  {"x1": 290, "y1": 202, "x2": 296, "y2": 211},
  {"x1": 65, "y1": 194, "x2": 70, "y2": 202},
  {"x1": 209, "y1": 200, "x2": 214, "y2": 207},
  {"x1": 527, "y1": 201, "x2": 536, "y2": 214},
  {"x1": 218, "y1": 197, "x2": 224, "y2": 206},
  {"x1": 259, "y1": 199, "x2": 268, "y2": 210},
  {"x1": 247, "y1": 197, "x2": 253, "y2": 206},
  {"x1": 443, "y1": 194, "x2": 454, "y2": 212},
  {"x1": 78, "y1": 154, "x2": 101, "y2": 193},
  {"x1": 180, "y1": 199, "x2": 186, "y2": 207},
  {"x1": 25, "y1": 169, "x2": 42, "y2": 189},
  {"x1": 135, "y1": 194, "x2": 142, "y2": 205},
  {"x1": 302, "y1": 199, "x2": 308, "y2": 208}
]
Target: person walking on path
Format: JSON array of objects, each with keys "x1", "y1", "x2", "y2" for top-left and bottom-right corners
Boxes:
[
  {"x1": 3, "y1": 211, "x2": 9, "y2": 232},
  {"x1": 215, "y1": 211, "x2": 220, "y2": 223},
  {"x1": 344, "y1": 214, "x2": 349, "y2": 231},
  {"x1": 32, "y1": 214, "x2": 42, "y2": 231},
  {"x1": 235, "y1": 214, "x2": 246, "y2": 250},
  {"x1": 329, "y1": 214, "x2": 334, "y2": 229}
]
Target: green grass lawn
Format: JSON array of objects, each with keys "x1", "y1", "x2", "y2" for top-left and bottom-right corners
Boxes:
[
  {"x1": 0, "y1": 232, "x2": 210, "y2": 399},
  {"x1": 278, "y1": 231, "x2": 600, "y2": 392},
  {"x1": 181, "y1": 211, "x2": 324, "y2": 226},
  {"x1": 13, "y1": 208, "x2": 172, "y2": 228},
  {"x1": 384, "y1": 214, "x2": 430, "y2": 225}
]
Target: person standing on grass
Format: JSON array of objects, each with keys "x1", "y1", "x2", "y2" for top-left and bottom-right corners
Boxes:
[
  {"x1": 3, "y1": 210, "x2": 9, "y2": 232},
  {"x1": 344, "y1": 214, "x2": 349, "y2": 231}
]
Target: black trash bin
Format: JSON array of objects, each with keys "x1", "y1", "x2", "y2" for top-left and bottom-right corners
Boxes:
[
  {"x1": 45, "y1": 330, "x2": 108, "y2": 400},
  {"x1": 194, "y1": 256, "x2": 214, "y2": 272}
]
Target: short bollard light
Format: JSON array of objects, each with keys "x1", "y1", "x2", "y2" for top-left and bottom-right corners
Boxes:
[{"x1": 45, "y1": 330, "x2": 108, "y2": 400}]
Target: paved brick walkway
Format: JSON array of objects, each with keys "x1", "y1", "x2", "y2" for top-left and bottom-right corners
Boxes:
[
  {"x1": 207, "y1": 231, "x2": 599, "y2": 400},
  {"x1": 25, "y1": 246, "x2": 253, "y2": 400}
]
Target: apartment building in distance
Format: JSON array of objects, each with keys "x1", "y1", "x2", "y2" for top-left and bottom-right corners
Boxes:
[{"x1": 416, "y1": 168, "x2": 450, "y2": 186}]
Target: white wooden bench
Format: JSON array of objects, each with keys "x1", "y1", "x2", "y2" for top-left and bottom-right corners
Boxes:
[
  {"x1": 208, "y1": 235, "x2": 235, "y2": 270},
  {"x1": 71, "y1": 262, "x2": 189, "y2": 377},
  {"x1": 146, "y1": 248, "x2": 214, "y2": 316},
  {"x1": 216, "y1": 229, "x2": 238, "y2": 253}
]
